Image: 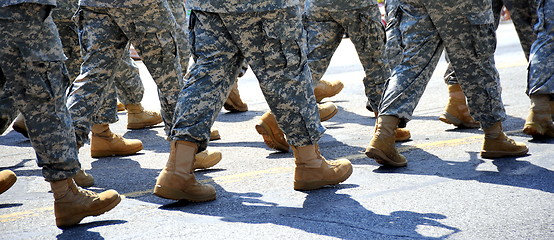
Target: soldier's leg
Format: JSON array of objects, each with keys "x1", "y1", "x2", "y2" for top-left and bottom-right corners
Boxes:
[
  {"x1": 112, "y1": 44, "x2": 163, "y2": 130},
  {"x1": 223, "y1": 8, "x2": 325, "y2": 147},
  {"x1": 341, "y1": 6, "x2": 388, "y2": 114},
  {"x1": 428, "y1": 1, "x2": 528, "y2": 158},
  {"x1": 224, "y1": 7, "x2": 352, "y2": 190},
  {"x1": 342, "y1": 6, "x2": 411, "y2": 141},
  {"x1": 303, "y1": 10, "x2": 344, "y2": 103},
  {"x1": 114, "y1": 44, "x2": 145, "y2": 106},
  {"x1": 304, "y1": 10, "x2": 343, "y2": 85},
  {"x1": 523, "y1": 0, "x2": 554, "y2": 137},
  {"x1": 167, "y1": 0, "x2": 191, "y2": 73},
  {"x1": 367, "y1": 0, "x2": 443, "y2": 167},
  {"x1": 86, "y1": 4, "x2": 218, "y2": 201},
  {"x1": 503, "y1": 0, "x2": 538, "y2": 59},
  {"x1": 118, "y1": 2, "x2": 183, "y2": 135},
  {"x1": 67, "y1": 7, "x2": 130, "y2": 147},
  {"x1": 169, "y1": 10, "x2": 241, "y2": 149},
  {"x1": 0, "y1": 3, "x2": 120, "y2": 227}
]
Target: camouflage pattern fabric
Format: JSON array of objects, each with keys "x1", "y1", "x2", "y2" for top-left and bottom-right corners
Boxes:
[
  {"x1": 494, "y1": 0, "x2": 537, "y2": 60},
  {"x1": 168, "y1": 0, "x2": 191, "y2": 75},
  {"x1": 383, "y1": 0, "x2": 402, "y2": 71},
  {"x1": 54, "y1": 1, "x2": 144, "y2": 126},
  {"x1": 78, "y1": 0, "x2": 157, "y2": 8},
  {"x1": 304, "y1": 0, "x2": 375, "y2": 13},
  {"x1": 304, "y1": 4, "x2": 387, "y2": 112},
  {"x1": 0, "y1": 0, "x2": 55, "y2": 7},
  {"x1": 0, "y1": 82, "x2": 17, "y2": 134},
  {"x1": 0, "y1": 3, "x2": 80, "y2": 181},
  {"x1": 380, "y1": 0, "x2": 506, "y2": 129},
  {"x1": 67, "y1": 1, "x2": 182, "y2": 146},
  {"x1": 186, "y1": 0, "x2": 299, "y2": 13},
  {"x1": 527, "y1": 0, "x2": 554, "y2": 97},
  {"x1": 442, "y1": 0, "x2": 538, "y2": 85},
  {"x1": 170, "y1": 7, "x2": 324, "y2": 151}
]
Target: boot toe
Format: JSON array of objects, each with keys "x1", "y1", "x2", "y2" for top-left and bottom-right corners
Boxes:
[{"x1": 255, "y1": 121, "x2": 289, "y2": 152}]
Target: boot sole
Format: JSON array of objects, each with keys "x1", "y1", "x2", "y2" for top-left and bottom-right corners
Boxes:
[
  {"x1": 480, "y1": 147, "x2": 529, "y2": 159},
  {"x1": 293, "y1": 166, "x2": 353, "y2": 191},
  {"x1": 365, "y1": 147, "x2": 407, "y2": 167},
  {"x1": 223, "y1": 102, "x2": 248, "y2": 112},
  {"x1": 315, "y1": 84, "x2": 344, "y2": 103},
  {"x1": 91, "y1": 145, "x2": 144, "y2": 158},
  {"x1": 439, "y1": 112, "x2": 480, "y2": 129},
  {"x1": 56, "y1": 195, "x2": 122, "y2": 228},
  {"x1": 153, "y1": 185, "x2": 216, "y2": 202},
  {"x1": 255, "y1": 123, "x2": 289, "y2": 152},
  {"x1": 320, "y1": 107, "x2": 338, "y2": 122},
  {"x1": 127, "y1": 118, "x2": 163, "y2": 130}
]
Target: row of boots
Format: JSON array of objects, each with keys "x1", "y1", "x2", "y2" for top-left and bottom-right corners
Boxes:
[
  {"x1": 366, "y1": 115, "x2": 529, "y2": 167},
  {"x1": 255, "y1": 79, "x2": 413, "y2": 152},
  {"x1": 153, "y1": 140, "x2": 353, "y2": 202}
]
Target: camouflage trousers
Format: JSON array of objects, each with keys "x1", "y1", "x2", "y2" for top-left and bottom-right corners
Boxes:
[
  {"x1": 56, "y1": 18, "x2": 145, "y2": 125},
  {"x1": 527, "y1": 0, "x2": 554, "y2": 97},
  {"x1": 493, "y1": 0, "x2": 537, "y2": 60},
  {"x1": 170, "y1": 7, "x2": 324, "y2": 151},
  {"x1": 0, "y1": 4, "x2": 79, "y2": 181},
  {"x1": 168, "y1": 0, "x2": 191, "y2": 74},
  {"x1": 443, "y1": 0, "x2": 538, "y2": 85},
  {"x1": 67, "y1": 1, "x2": 183, "y2": 146},
  {"x1": 303, "y1": 5, "x2": 388, "y2": 112},
  {"x1": 380, "y1": 0, "x2": 506, "y2": 129}
]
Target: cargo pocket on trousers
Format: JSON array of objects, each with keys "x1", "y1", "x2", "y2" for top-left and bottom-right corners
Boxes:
[
  {"x1": 466, "y1": 13, "x2": 496, "y2": 60},
  {"x1": 262, "y1": 16, "x2": 304, "y2": 70}
]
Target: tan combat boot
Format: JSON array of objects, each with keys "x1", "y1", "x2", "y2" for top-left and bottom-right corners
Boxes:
[
  {"x1": 12, "y1": 114, "x2": 28, "y2": 138},
  {"x1": 481, "y1": 122, "x2": 528, "y2": 158},
  {"x1": 0, "y1": 170, "x2": 16, "y2": 195},
  {"x1": 73, "y1": 169, "x2": 94, "y2": 188},
  {"x1": 117, "y1": 102, "x2": 125, "y2": 112},
  {"x1": 318, "y1": 102, "x2": 338, "y2": 122},
  {"x1": 210, "y1": 128, "x2": 221, "y2": 141},
  {"x1": 51, "y1": 178, "x2": 121, "y2": 228},
  {"x1": 154, "y1": 141, "x2": 216, "y2": 201},
  {"x1": 224, "y1": 83, "x2": 248, "y2": 112},
  {"x1": 255, "y1": 111, "x2": 290, "y2": 152},
  {"x1": 292, "y1": 145, "x2": 353, "y2": 190},
  {"x1": 125, "y1": 103, "x2": 163, "y2": 129},
  {"x1": 314, "y1": 79, "x2": 344, "y2": 103},
  {"x1": 523, "y1": 95, "x2": 554, "y2": 138},
  {"x1": 439, "y1": 84, "x2": 480, "y2": 128},
  {"x1": 365, "y1": 116, "x2": 407, "y2": 167},
  {"x1": 193, "y1": 149, "x2": 222, "y2": 170},
  {"x1": 90, "y1": 124, "x2": 143, "y2": 158},
  {"x1": 373, "y1": 112, "x2": 411, "y2": 142}
]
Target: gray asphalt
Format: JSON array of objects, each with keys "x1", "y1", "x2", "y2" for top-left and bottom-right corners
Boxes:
[{"x1": 0, "y1": 22, "x2": 552, "y2": 240}]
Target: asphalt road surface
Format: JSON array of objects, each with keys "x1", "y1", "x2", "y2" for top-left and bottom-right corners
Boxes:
[{"x1": 1, "y1": 22, "x2": 552, "y2": 239}]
